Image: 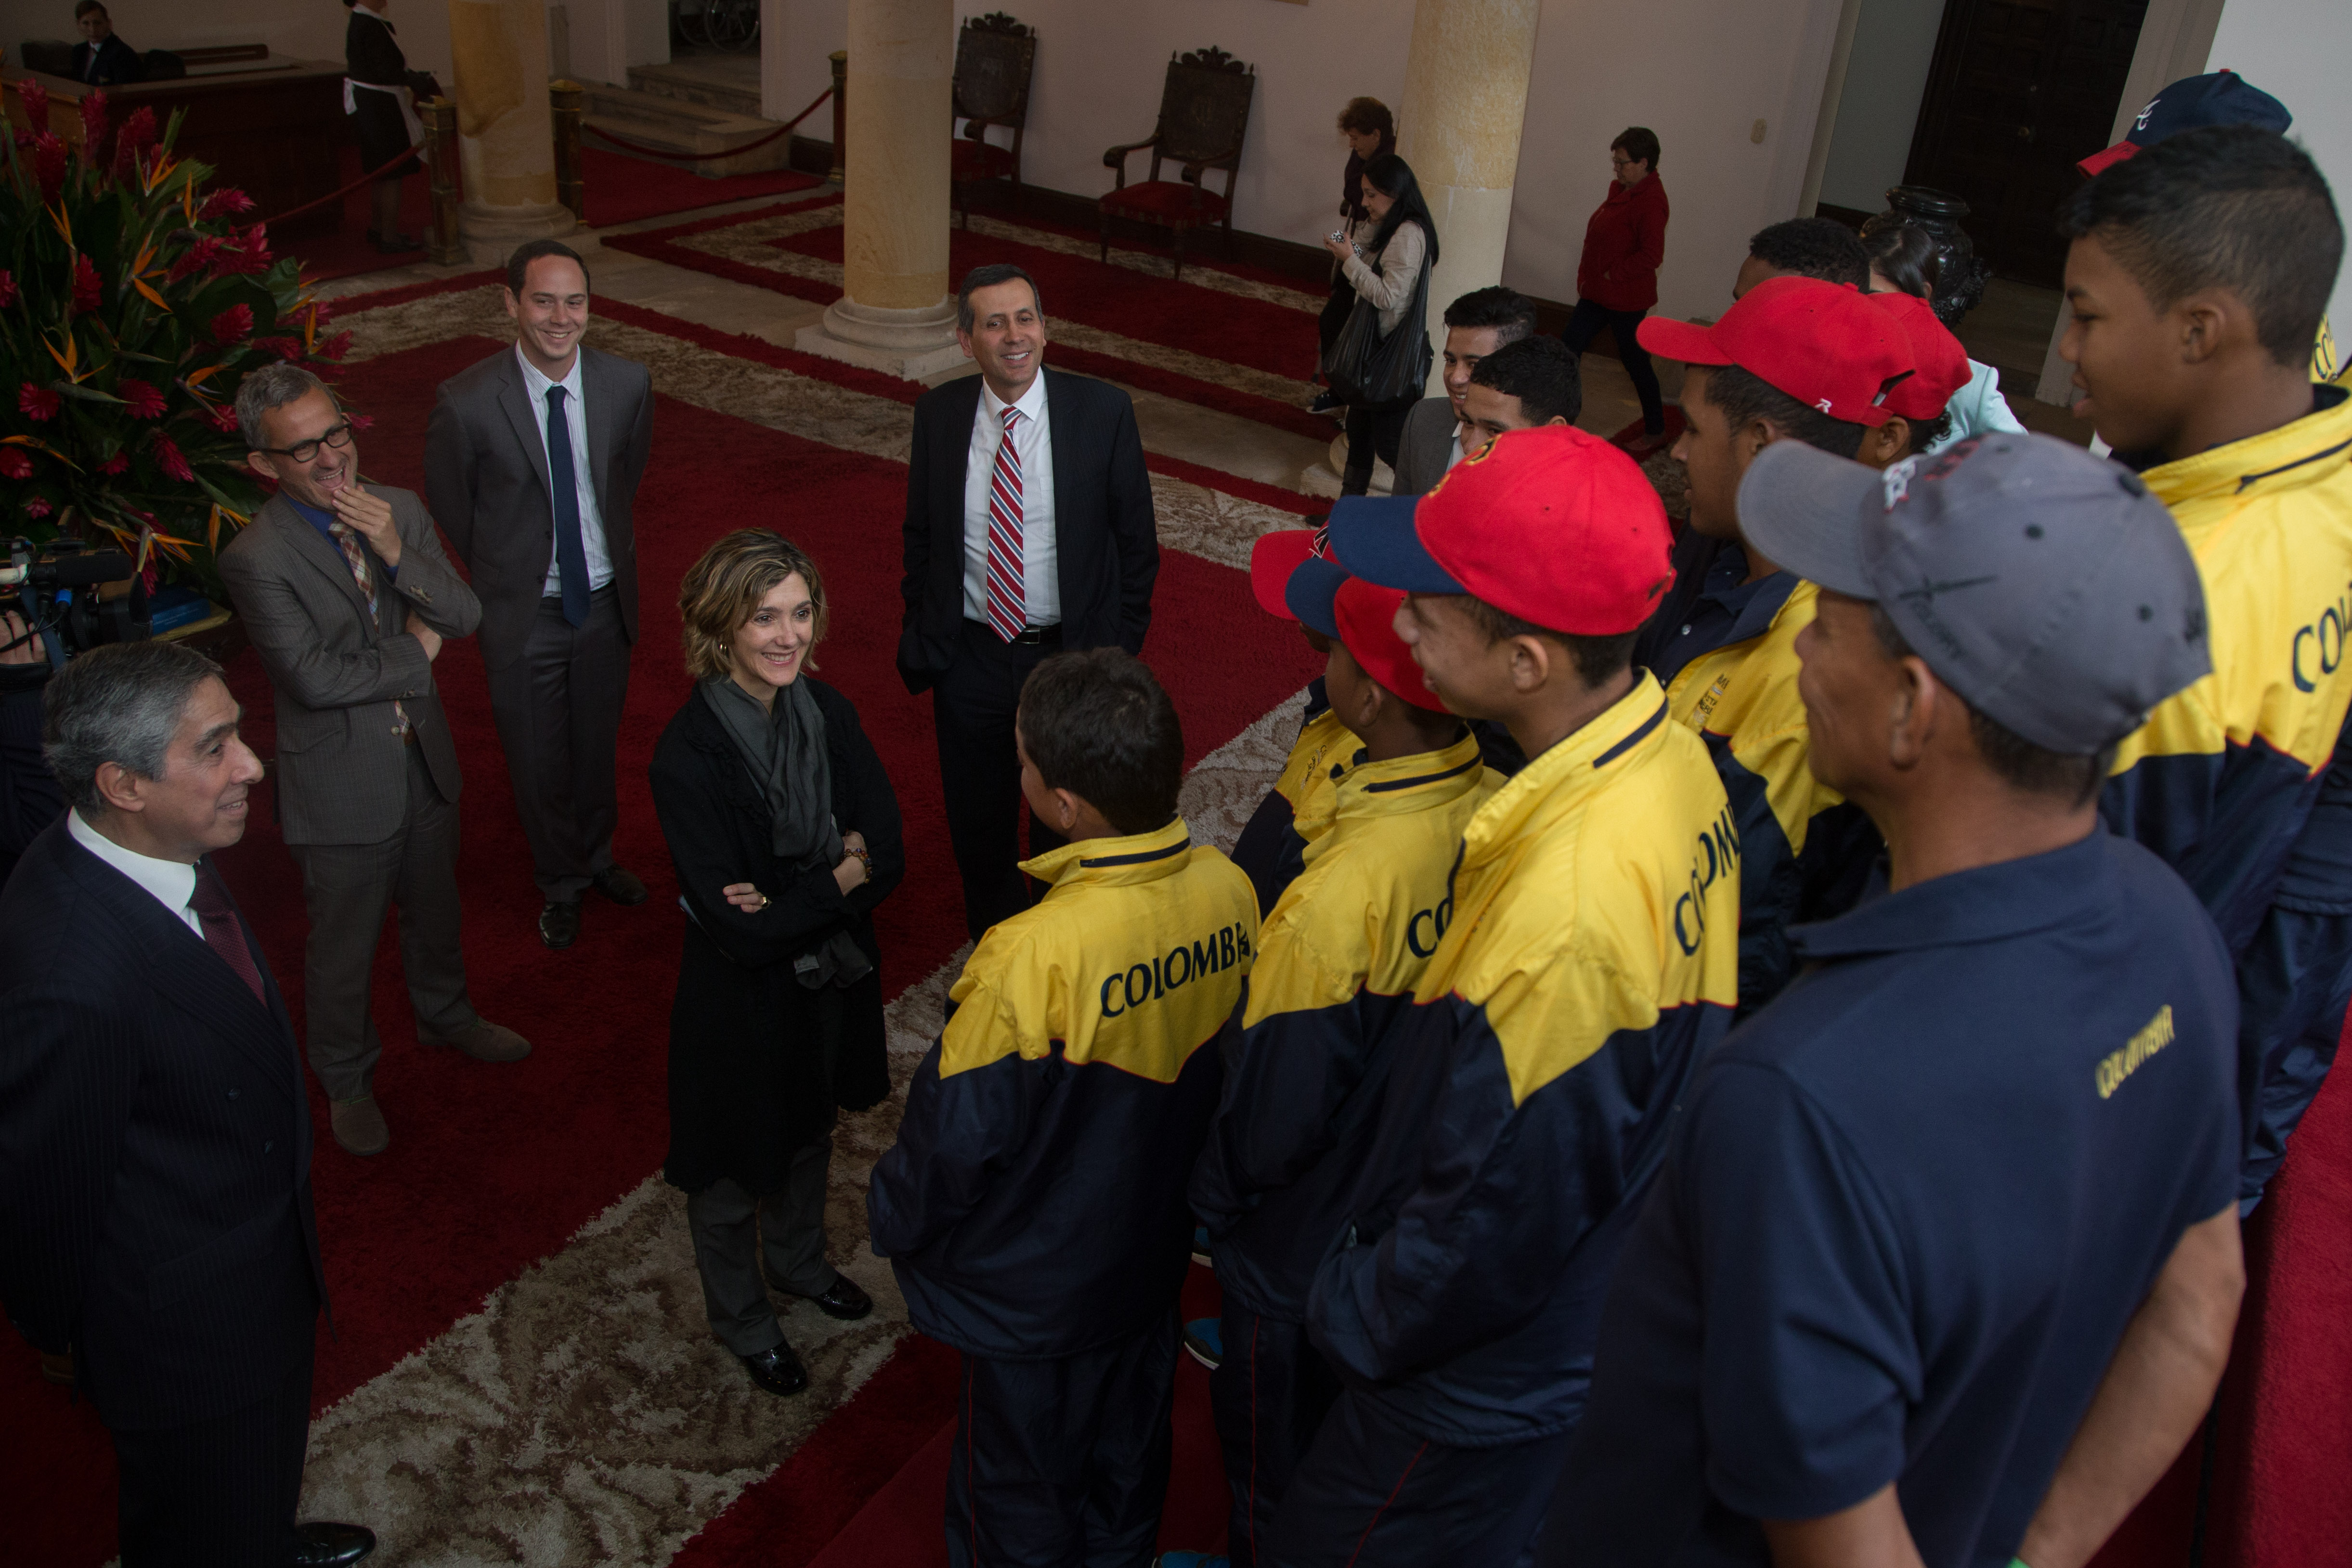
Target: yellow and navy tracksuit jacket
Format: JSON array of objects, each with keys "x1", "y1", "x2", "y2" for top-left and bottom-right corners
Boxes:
[
  {"x1": 2104, "y1": 384, "x2": 2352, "y2": 1198},
  {"x1": 867, "y1": 818, "x2": 1258, "y2": 1359},
  {"x1": 1306, "y1": 678, "x2": 1741, "y2": 1445},
  {"x1": 1191, "y1": 732, "x2": 1496, "y2": 1323},
  {"x1": 1231, "y1": 679, "x2": 1358, "y2": 918},
  {"x1": 1638, "y1": 535, "x2": 1877, "y2": 1011}
]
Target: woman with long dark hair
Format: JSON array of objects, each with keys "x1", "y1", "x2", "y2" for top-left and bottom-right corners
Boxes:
[
  {"x1": 1858, "y1": 219, "x2": 2027, "y2": 450},
  {"x1": 650, "y1": 530, "x2": 904, "y2": 1399},
  {"x1": 1323, "y1": 152, "x2": 1439, "y2": 495},
  {"x1": 1312, "y1": 98, "x2": 1396, "y2": 417}
]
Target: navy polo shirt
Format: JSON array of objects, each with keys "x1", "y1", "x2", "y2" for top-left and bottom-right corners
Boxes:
[
  {"x1": 1545, "y1": 831, "x2": 2239, "y2": 1568},
  {"x1": 1634, "y1": 532, "x2": 1794, "y2": 688}
]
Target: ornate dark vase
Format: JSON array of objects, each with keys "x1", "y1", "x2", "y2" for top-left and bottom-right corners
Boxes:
[{"x1": 1876, "y1": 185, "x2": 1992, "y2": 329}]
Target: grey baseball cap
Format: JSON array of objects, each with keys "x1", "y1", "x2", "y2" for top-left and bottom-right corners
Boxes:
[{"x1": 1737, "y1": 432, "x2": 2210, "y2": 754}]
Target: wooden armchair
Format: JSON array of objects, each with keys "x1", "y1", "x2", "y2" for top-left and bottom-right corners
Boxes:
[
  {"x1": 1099, "y1": 46, "x2": 1255, "y2": 281},
  {"x1": 951, "y1": 13, "x2": 1036, "y2": 228}
]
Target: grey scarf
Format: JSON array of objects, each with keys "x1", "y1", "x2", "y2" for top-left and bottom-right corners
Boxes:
[{"x1": 700, "y1": 676, "x2": 873, "y2": 990}]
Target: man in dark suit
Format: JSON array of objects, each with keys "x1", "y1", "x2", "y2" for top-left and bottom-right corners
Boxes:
[
  {"x1": 425, "y1": 239, "x2": 656, "y2": 951},
  {"x1": 899, "y1": 263, "x2": 1159, "y2": 939},
  {"x1": 70, "y1": 0, "x2": 143, "y2": 84},
  {"x1": 1390, "y1": 285, "x2": 1535, "y2": 496},
  {"x1": 0, "y1": 640, "x2": 373, "y2": 1566},
  {"x1": 221, "y1": 365, "x2": 529, "y2": 1159}
]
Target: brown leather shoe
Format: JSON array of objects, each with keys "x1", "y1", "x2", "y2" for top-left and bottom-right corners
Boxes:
[
  {"x1": 421, "y1": 1020, "x2": 532, "y2": 1063},
  {"x1": 330, "y1": 1096, "x2": 390, "y2": 1157}
]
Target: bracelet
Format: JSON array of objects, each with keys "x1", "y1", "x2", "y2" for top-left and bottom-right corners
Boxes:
[{"x1": 849, "y1": 845, "x2": 873, "y2": 880}]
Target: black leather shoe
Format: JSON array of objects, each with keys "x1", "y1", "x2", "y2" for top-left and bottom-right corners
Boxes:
[
  {"x1": 741, "y1": 1342, "x2": 809, "y2": 1397},
  {"x1": 292, "y1": 1520, "x2": 377, "y2": 1566},
  {"x1": 798, "y1": 1274, "x2": 873, "y2": 1322},
  {"x1": 591, "y1": 866, "x2": 650, "y2": 906},
  {"x1": 539, "y1": 900, "x2": 582, "y2": 949}
]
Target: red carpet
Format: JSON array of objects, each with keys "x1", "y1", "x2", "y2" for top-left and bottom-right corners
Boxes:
[
  {"x1": 0, "y1": 310, "x2": 1319, "y2": 1562},
  {"x1": 608, "y1": 198, "x2": 1336, "y2": 442}
]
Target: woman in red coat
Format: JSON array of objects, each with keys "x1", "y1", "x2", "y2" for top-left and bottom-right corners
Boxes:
[{"x1": 1562, "y1": 126, "x2": 1669, "y2": 445}]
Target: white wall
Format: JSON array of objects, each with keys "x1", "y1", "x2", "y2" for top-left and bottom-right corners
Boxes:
[
  {"x1": 564, "y1": 0, "x2": 667, "y2": 88},
  {"x1": 1502, "y1": 0, "x2": 1849, "y2": 319},
  {"x1": 0, "y1": 0, "x2": 456, "y2": 87},
  {"x1": 1815, "y1": 0, "x2": 1942, "y2": 213}
]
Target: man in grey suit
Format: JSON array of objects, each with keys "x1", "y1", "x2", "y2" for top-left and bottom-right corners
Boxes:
[
  {"x1": 424, "y1": 239, "x2": 655, "y2": 951},
  {"x1": 221, "y1": 366, "x2": 529, "y2": 1158},
  {"x1": 1390, "y1": 286, "x2": 1537, "y2": 496}
]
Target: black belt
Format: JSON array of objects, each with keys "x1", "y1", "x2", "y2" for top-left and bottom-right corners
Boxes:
[{"x1": 970, "y1": 619, "x2": 1062, "y2": 647}]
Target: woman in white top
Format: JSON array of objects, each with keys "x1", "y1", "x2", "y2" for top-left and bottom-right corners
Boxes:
[
  {"x1": 1322, "y1": 154, "x2": 1440, "y2": 495},
  {"x1": 1858, "y1": 220, "x2": 2027, "y2": 451}
]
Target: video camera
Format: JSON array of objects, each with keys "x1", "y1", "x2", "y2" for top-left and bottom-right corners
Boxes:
[{"x1": 0, "y1": 537, "x2": 147, "y2": 668}]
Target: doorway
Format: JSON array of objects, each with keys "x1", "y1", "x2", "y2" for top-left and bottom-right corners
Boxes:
[{"x1": 1903, "y1": 0, "x2": 2147, "y2": 285}]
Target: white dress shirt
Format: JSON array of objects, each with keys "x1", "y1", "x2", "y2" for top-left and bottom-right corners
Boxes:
[
  {"x1": 67, "y1": 807, "x2": 202, "y2": 937},
  {"x1": 515, "y1": 346, "x2": 616, "y2": 596},
  {"x1": 961, "y1": 373, "x2": 1060, "y2": 627}
]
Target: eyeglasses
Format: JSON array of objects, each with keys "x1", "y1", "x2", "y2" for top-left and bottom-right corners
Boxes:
[
  {"x1": 257, "y1": 423, "x2": 355, "y2": 464},
  {"x1": 1610, "y1": 155, "x2": 1635, "y2": 168}
]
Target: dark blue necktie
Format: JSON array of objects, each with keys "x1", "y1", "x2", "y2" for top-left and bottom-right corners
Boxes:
[{"x1": 545, "y1": 385, "x2": 590, "y2": 628}]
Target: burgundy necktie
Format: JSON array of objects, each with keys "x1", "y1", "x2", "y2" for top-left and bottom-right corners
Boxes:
[
  {"x1": 189, "y1": 866, "x2": 267, "y2": 1007},
  {"x1": 983, "y1": 405, "x2": 1027, "y2": 642}
]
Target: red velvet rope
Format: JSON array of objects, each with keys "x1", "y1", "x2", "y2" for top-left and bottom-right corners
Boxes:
[
  {"x1": 257, "y1": 143, "x2": 423, "y2": 228},
  {"x1": 581, "y1": 84, "x2": 833, "y2": 163}
]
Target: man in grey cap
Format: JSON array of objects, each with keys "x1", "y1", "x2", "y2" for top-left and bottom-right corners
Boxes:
[{"x1": 1539, "y1": 433, "x2": 2246, "y2": 1568}]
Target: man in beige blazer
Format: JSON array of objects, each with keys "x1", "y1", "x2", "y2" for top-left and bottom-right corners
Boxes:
[{"x1": 220, "y1": 365, "x2": 528, "y2": 1157}]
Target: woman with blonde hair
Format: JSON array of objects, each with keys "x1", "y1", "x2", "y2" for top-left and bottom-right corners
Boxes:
[{"x1": 650, "y1": 529, "x2": 903, "y2": 1398}]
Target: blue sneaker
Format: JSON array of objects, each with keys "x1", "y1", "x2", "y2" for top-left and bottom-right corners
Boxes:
[
  {"x1": 1192, "y1": 1224, "x2": 1212, "y2": 1265},
  {"x1": 1157, "y1": 1554, "x2": 1231, "y2": 1568},
  {"x1": 1182, "y1": 1316, "x2": 1222, "y2": 1371}
]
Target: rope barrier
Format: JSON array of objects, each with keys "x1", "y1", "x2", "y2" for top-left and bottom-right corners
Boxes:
[
  {"x1": 256, "y1": 143, "x2": 425, "y2": 229},
  {"x1": 581, "y1": 84, "x2": 832, "y2": 164}
]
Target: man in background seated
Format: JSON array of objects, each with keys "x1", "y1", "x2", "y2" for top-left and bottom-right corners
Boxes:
[
  {"x1": 1392, "y1": 286, "x2": 1536, "y2": 496},
  {"x1": 1459, "y1": 335, "x2": 1583, "y2": 454},
  {"x1": 1735, "y1": 216, "x2": 1869, "y2": 299},
  {"x1": 69, "y1": 1, "x2": 142, "y2": 84}
]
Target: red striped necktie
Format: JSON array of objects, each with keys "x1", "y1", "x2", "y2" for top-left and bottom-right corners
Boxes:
[{"x1": 984, "y1": 405, "x2": 1027, "y2": 643}]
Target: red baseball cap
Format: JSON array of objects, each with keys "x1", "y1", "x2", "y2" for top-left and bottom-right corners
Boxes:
[
  {"x1": 1325, "y1": 425, "x2": 1674, "y2": 637},
  {"x1": 1283, "y1": 555, "x2": 1444, "y2": 710},
  {"x1": 1867, "y1": 291, "x2": 1972, "y2": 422},
  {"x1": 1249, "y1": 528, "x2": 1321, "y2": 620},
  {"x1": 1637, "y1": 274, "x2": 1915, "y2": 427}
]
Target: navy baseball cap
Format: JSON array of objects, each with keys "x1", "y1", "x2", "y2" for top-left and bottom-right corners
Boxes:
[
  {"x1": 1736, "y1": 433, "x2": 2210, "y2": 754},
  {"x1": 2079, "y1": 71, "x2": 2291, "y2": 177}
]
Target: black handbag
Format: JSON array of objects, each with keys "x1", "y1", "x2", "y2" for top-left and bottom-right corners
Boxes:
[{"x1": 1323, "y1": 242, "x2": 1433, "y2": 407}]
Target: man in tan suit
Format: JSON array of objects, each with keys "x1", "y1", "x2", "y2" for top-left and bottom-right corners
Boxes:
[{"x1": 220, "y1": 365, "x2": 528, "y2": 1157}]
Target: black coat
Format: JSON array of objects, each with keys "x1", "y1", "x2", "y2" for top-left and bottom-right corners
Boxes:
[
  {"x1": 649, "y1": 678, "x2": 904, "y2": 1194},
  {"x1": 897, "y1": 366, "x2": 1158, "y2": 693},
  {"x1": 71, "y1": 36, "x2": 143, "y2": 85},
  {"x1": 0, "y1": 816, "x2": 325, "y2": 1431}
]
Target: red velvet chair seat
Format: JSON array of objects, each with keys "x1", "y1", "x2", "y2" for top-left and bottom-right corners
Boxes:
[
  {"x1": 1099, "y1": 180, "x2": 1230, "y2": 225},
  {"x1": 952, "y1": 139, "x2": 1018, "y2": 181}
]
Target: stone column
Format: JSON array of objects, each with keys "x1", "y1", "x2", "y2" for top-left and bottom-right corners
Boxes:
[
  {"x1": 794, "y1": 0, "x2": 963, "y2": 379},
  {"x1": 1394, "y1": 0, "x2": 1542, "y2": 396},
  {"x1": 446, "y1": 0, "x2": 582, "y2": 266}
]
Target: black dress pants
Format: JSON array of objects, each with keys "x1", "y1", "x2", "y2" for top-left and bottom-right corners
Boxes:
[
  {"x1": 483, "y1": 586, "x2": 630, "y2": 903},
  {"x1": 944, "y1": 1310, "x2": 1181, "y2": 1568},
  {"x1": 1341, "y1": 400, "x2": 1416, "y2": 496},
  {"x1": 1561, "y1": 298, "x2": 1665, "y2": 436},
  {"x1": 934, "y1": 618, "x2": 1068, "y2": 941},
  {"x1": 112, "y1": 1336, "x2": 314, "y2": 1568}
]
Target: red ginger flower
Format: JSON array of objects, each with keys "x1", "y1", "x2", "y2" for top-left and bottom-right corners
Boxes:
[
  {"x1": 17, "y1": 80, "x2": 49, "y2": 127},
  {"x1": 198, "y1": 188, "x2": 255, "y2": 220},
  {"x1": 98, "y1": 451, "x2": 128, "y2": 476},
  {"x1": 18, "y1": 382, "x2": 59, "y2": 421},
  {"x1": 0, "y1": 270, "x2": 15, "y2": 309},
  {"x1": 169, "y1": 236, "x2": 223, "y2": 283},
  {"x1": 254, "y1": 337, "x2": 304, "y2": 362},
  {"x1": 225, "y1": 224, "x2": 274, "y2": 276},
  {"x1": 317, "y1": 330, "x2": 353, "y2": 362},
  {"x1": 70, "y1": 253, "x2": 101, "y2": 314},
  {"x1": 118, "y1": 378, "x2": 166, "y2": 419},
  {"x1": 118, "y1": 106, "x2": 156, "y2": 152},
  {"x1": 23, "y1": 496, "x2": 51, "y2": 519},
  {"x1": 33, "y1": 134, "x2": 67, "y2": 202},
  {"x1": 345, "y1": 412, "x2": 375, "y2": 433},
  {"x1": 78, "y1": 90, "x2": 109, "y2": 162},
  {"x1": 150, "y1": 432, "x2": 194, "y2": 483},
  {"x1": 209, "y1": 303, "x2": 253, "y2": 346},
  {"x1": 208, "y1": 405, "x2": 240, "y2": 433},
  {"x1": 0, "y1": 449, "x2": 32, "y2": 480}
]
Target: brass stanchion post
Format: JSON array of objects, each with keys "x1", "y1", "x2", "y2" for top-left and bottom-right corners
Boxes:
[
  {"x1": 829, "y1": 51, "x2": 847, "y2": 186},
  {"x1": 549, "y1": 79, "x2": 585, "y2": 221},
  {"x1": 423, "y1": 97, "x2": 464, "y2": 265}
]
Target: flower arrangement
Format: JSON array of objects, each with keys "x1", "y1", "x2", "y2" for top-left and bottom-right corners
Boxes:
[{"x1": 0, "y1": 82, "x2": 350, "y2": 596}]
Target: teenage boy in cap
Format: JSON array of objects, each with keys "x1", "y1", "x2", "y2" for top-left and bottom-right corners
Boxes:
[
  {"x1": 1175, "y1": 543, "x2": 1497, "y2": 1568},
  {"x1": 1258, "y1": 425, "x2": 1738, "y2": 1565},
  {"x1": 2063, "y1": 126, "x2": 2352, "y2": 1206},
  {"x1": 1545, "y1": 432, "x2": 2242, "y2": 1568},
  {"x1": 867, "y1": 648, "x2": 1258, "y2": 1568},
  {"x1": 1635, "y1": 275, "x2": 1915, "y2": 1010},
  {"x1": 1459, "y1": 335, "x2": 1583, "y2": 456},
  {"x1": 1229, "y1": 531, "x2": 1362, "y2": 919}
]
